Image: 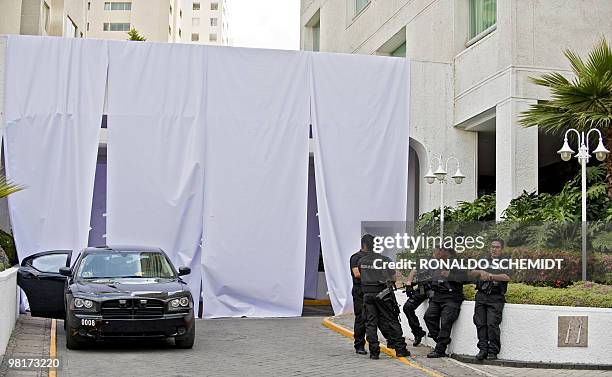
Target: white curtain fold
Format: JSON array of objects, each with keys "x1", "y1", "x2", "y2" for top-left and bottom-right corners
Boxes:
[
  {"x1": 105, "y1": 42, "x2": 207, "y2": 314},
  {"x1": 201, "y1": 47, "x2": 310, "y2": 318},
  {"x1": 310, "y1": 53, "x2": 411, "y2": 314},
  {"x1": 3, "y1": 36, "x2": 107, "y2": 260}
]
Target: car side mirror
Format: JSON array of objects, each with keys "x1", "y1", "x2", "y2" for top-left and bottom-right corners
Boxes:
[
  {"x1": 178, "y1": 267, "x2": 191, "y2": 276},
  {"x1": 59, "y1": 267, "x2": 72, "y2": 277}
]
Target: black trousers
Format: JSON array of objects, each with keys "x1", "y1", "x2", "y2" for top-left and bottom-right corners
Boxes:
[
  {"x1": 402, "y1": 290, "x2": 427, "y2": 337},
  {"x1": 424, "y1": 299, "x2": 461, "y2": 354},
  {"x1": 352, "y1": 286, "x2": 366, "y2": 349},
  {"x1": 363, "y1": 293, "x2": 408, "y2": 356},
  {"x1": 473, "y1": 300, "x2": 504, "y2": 354}
]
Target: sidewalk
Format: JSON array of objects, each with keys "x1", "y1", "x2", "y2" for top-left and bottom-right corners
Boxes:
[
  {"x1": 328, "y1": 314, "x2": 612, "y2": 377},
  {"x1": 0, "y1": 315, "x2": 51, "y2": 377}
]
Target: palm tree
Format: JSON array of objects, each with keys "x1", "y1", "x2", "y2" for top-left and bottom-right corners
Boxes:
[
  {"x1": 520, "y1": 38, "x2": 612, "y2": 198},
  {"x1": 0, "y1": 174, "x2": 23, "y2": 198},
  {"x1": 0, "y1": 173, "x2": 22, "y2": 269}
]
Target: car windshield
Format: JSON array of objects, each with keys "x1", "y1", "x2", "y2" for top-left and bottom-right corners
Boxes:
[{"x1": 76, "y1": 251, "x2": 176, "y2": 279}]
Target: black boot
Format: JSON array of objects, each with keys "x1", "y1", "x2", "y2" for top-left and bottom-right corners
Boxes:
[
  {"x1": 426, "y1": 350, "x2": 446, "y2": 358},
  {"x1": 475, "y1": 350, "x2": 487, "y2": 360},
  {"x1": 355, "y1": 347, "x2": 367, "y2": 355},
  {"x1": 395, "y1": 349, "x2": 411, "y2": 358},
  {"x1": 413, "y1": 331, "x2": 426, "y2": 347},
  {"x1": 369, "y1": 353, "x2": 379, "y2": 360},
  {"x1": 487, "y1": 353, "x2": 498, "y2": 360}
]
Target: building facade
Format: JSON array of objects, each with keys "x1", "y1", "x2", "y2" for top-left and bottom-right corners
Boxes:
[
  {"x1": 0, "y1": 0, "x2": 87, "y2": 37},
  {"x1": 301, "y1": 0, "x2": 612, "y2": 219},
  {"x1": 85, "y1": 0, "x2": 228, "y2": 44}
]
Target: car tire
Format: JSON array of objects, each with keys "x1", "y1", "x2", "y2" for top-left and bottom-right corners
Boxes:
[
  {"x1": 175, "y1": 324, "x2": 195, "y2": 349},
  {"x1": 66, "y1": 328, "x2": 87, "y2": 350}
]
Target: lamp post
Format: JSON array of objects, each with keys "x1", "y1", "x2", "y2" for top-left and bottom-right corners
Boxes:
[
  {"x1": 424, "y1": 154, "x2": 466, "y2": 238},
  {"x1": 557, "y1": 128, "x2": 609, "y2": 281}
]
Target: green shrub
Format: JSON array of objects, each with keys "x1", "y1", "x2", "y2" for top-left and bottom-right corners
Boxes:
[
  {"x1": 463, "y1": 282, "x2": 612, "y2": 308},
  {"x1": 0, "y1": 229, "x2": 17, "y2": 265}
]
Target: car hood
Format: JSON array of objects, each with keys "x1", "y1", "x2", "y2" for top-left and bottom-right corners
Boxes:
[{"x1": 71, "y1": 278, "x2": 187, "y2": 299}]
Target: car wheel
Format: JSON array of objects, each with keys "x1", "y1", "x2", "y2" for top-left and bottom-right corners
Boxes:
[
  {"x1": 175, "y1": 324, "x2": 195, "y2": 349},
  {"x1": 66, "y1": 328, "x2": 87, "y2": 350}
]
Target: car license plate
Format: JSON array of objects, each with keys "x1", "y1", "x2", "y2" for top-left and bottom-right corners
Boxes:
[{"x1": 81, "y1": 319, "x2": 96, "y2": 327}]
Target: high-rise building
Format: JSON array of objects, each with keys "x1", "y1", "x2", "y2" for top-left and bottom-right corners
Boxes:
[
  {"x1": 0, "y1": 0, "x2": 87, "y2": 37},
  {"x1": 85, "y1": 0, "x2": 228, "y2": 44},
  {"x1": 301, "y1": 0, "x2": 612, "y2": 220}
]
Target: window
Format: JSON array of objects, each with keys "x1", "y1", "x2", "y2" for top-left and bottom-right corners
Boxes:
[
  {"x1": 391, "y1": 42, "x2": 406, "y2": 57},
  {"x1": 304, "y1": 10, "x2": 320, "y2": 52},
  {"x1": 193, "y1": 2, "x2": 200, "y2": 10},
  {"x1": 87, "y1": 22, "x2": 89, "y2": 31},
  {"x1": 103, "y1": 22, "x2": 131, "y2": 31},
  {"x1": 469, "y1": 0, "x2": 496, "y2": 40},
  {"x1": 169, "y1": 25, "x2": 172, "y2": 35},
  {"x1": 193, "y1": 17, "x2": 200, "y2": 26},
  {"x1": 312, "y1": 21, "x2": 320, "y2": 52},
  {"x1": 42, "y1": 2, "x2": 50, "y2": 32},
  {"x1": 211, "y1": 2, "x2": 218, "y2": 10},
  {"x1": 355, "y1": 0, "x2": 369, "y2": 15},
  {"x1": 210, "y1": 18, "x2": 217, "y2": 26},
  {"x1": 87, "y1": 1, "x2": 91, "y2": 10},
  {"x1": 104, "y1": 2, "x2": 131, "y2": 10},
  {"x1": 31, "y1": 254, "x2": 69, "y2": 273},
  {"x1": 180, "y1": 9, "x2": 182, "y2": 18},
  {"x1": 170, "y1": 5, "x2": 172, "y2": 14},
  {"x1": 192, "y1": 33, "x2": 199, "y2": 41},
  {"x1": 179, "y1": 29, "x2": 182, "y2": 38},
  {"x1": 65, "y1": 16, "x2": 77, "y2": 37},
  {"x1": 209, "y1": 33, "x2": 217, "y2": 42}
]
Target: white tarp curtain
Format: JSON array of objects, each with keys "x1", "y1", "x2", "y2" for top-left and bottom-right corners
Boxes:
[
  {"x1": 3, "y1": 36, "x2": 107, "y2": 260},
  {"x1": 105, "y1": 42, "x2": 206, "y2": 315},
  {"x1": 201, "y1": 47, "x2": 310, "y2": 318},
  {"x1": 310, "y1": 53, "x2": 410, "y2": 314}
]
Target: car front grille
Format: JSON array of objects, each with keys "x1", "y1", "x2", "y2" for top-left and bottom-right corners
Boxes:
[{"x1": 100, "y1": 299, "x2": 165, "y2": 319}]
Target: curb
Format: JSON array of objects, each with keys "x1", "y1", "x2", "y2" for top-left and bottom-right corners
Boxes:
[
  {"x1": 451, "y1": 353, "x2": 612, "y2": 371},
  {"x1": 49, "y1": 319, "x2": 57, "y2": 377},
  {"x1": 322, "y1": 317, "x2": 444, "y2": 377}
]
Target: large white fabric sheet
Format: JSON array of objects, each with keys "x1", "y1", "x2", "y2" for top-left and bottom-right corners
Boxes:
[
  {"x1": 201, "y1": 47, "x2": 310, "y2": 318},
  {"x1": 310, "y1": 53, "x2": 410, "y2": 314},
  {"x1": 105, "y1": 42, "x2": 206, "y2": 313},
  {"x1": 3, "y1": 36, "x2": 107, "y2": 259}
]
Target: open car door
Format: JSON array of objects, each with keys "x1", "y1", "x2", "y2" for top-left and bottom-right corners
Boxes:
[{"x1": 17, "y1": 250, "x2": 72, "y2": 319}]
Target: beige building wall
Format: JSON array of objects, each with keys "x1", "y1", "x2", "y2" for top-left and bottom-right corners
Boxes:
[
  {"x1": 85, "y1": 0, "x2": 227, "y2": 44},
  {"x1": 301, "y1": 0, "x2": 612, "y2": 219},
  {"x1": 86, "y1": 0, "x2": 171, "y2": 42},
  {"x1": 0, "y1": 0, "x2": 24, "y2": 35},
  {"x1": 0, "y1": 0, "x2": 86, "y2": 37}
]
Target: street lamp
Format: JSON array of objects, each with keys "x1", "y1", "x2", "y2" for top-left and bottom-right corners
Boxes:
[
  {"x1": 425, "y1": 154, "x2": 466, "y2": 238},
  {"x1": 558, "y1": 128, "x2": 609, "y2": 281}
]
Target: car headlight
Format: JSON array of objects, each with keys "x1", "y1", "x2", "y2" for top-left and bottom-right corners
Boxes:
[
  {"x1": 168, "y1": 296, "x2": 191, "y2": 311},
  {"x1": 73, "y1": 298, "x2": 96, "y2": 311}
]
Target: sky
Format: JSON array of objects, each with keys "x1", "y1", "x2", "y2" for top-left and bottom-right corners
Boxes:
[{"x1": 227, "y1": 0, "x2": 301, "y2": 50}]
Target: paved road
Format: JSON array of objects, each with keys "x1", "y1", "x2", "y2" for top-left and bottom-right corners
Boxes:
[
  {"x1": 56, "y1": 318, "x2": 429, "y2": 377},
  {"x1": 4, "y1": 315, "x2": 611, "y2": 377}
]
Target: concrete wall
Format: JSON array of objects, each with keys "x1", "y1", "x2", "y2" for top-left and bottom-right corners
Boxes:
[
  {"x1": 0, "y1": 267, "x2": 19, "y2": 358},
  {"x1": 396, "y1": 292, "x2": 612, "y2": 365}
]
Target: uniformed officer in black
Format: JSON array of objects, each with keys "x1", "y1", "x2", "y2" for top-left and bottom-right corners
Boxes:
[
  {"x1": 470, "y1": 238, "x2": 511, "y2": 360},
  {"x1": 349, "y1": 234, "x2": 373, "y2": 355},
  {"x1": 424, "y1": 247, "x2": 469, "y2": 358},
  {"x1": 359, "y1": 249, "x2": 410, "y2": 359},
  {"x1": 402, "y1": 255, "x2": 429, "y2": 346}
]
